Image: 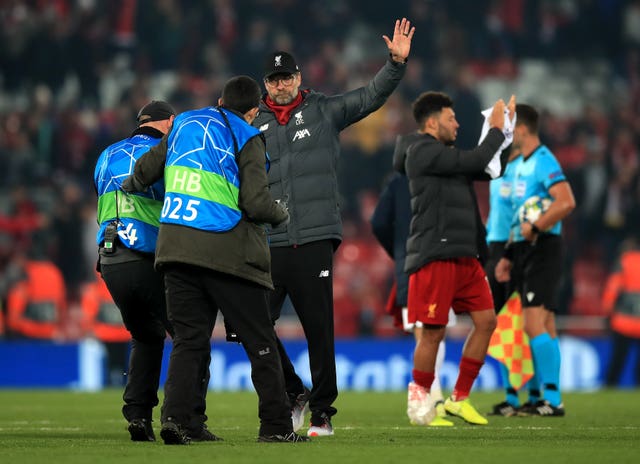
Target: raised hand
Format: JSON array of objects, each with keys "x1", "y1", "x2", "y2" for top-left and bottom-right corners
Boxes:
[
  {"x1": 382, "y1": 18, "x2": 415, "y2": 63},
  {"x1": 507, "y1": 94, "x2": 516, "y2": 121},
  {"x1": 489, "y1": 99, "x2": 506, "y2": 131}
]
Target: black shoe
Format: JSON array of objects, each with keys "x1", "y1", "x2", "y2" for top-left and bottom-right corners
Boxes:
[
  {"x1": 489, "y1": 401, "x2": 518, "y2": 417},
  {"x1": 128, "y1": 418, "x2": 155, "y2": 441},
  {"x1": 189, "y1": 424, "x2": 223, "y2": 442},
  {"x1": 528, "y1": 400, "x2": 565, "y2": 417},
  {"x1": 160, "y1": 421, "x2": 191, "y2": 445},
  {"x1": 516, "y1": 401, "x2": 537, "y2": 416},
  {"x1": 257, "y1": 431, "x2": 310, "y2": 443}
]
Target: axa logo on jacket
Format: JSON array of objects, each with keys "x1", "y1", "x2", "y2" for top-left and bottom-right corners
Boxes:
[{"x1": 293, "y1": 129, "x2": 311, "y2": 141}]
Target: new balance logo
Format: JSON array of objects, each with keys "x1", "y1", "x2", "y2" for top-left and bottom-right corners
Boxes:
[
  {"x1": 319, "y1": 270, "x2": 330, "y2": 277},
  {"x1": 293, "y1": 129, "x2": 311, "y2": 141}
]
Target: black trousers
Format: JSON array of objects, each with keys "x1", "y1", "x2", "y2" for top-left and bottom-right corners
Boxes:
[
  {"x1": 160, "y1": 264, "x2": 291, "y2": 436},
  {"x1": 100, "y1": 257, "x2": 172, "y2": 421},
  {"x1": 606, "y1": 331, "x2": 640, "y2": 386},
  {"x1": 485, "y1": 241, "x2": 511, "y2": 312},
  {"x1": 270, "y1": 240, "x2": 338, "y2": 419}
]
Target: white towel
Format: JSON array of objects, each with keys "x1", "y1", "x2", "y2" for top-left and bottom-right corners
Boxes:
[{"x1": 478, "y1": 106, "x2": 516, "y2": 178}]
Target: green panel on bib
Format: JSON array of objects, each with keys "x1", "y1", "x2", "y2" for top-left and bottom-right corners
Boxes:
[{"x1": 165, "y1": 166, "x2": 240, "y2": 212}]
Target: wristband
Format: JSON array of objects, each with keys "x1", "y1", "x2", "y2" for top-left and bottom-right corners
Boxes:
[
  {"x1": 531, "y1": 223, "x2": 541, "y2": 234},
  {"x1": 502, "y1": 242, "x2": 514, "y2": 260}
]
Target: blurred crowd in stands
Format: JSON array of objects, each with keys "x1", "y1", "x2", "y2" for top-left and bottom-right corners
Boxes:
[{"x1": 1, "y1": 0, "x2": 640, "y2": 340}]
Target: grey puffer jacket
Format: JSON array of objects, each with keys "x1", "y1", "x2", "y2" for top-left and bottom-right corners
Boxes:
[{"x1": 253, "y1": 58, "x2": 407, "y2": 248}]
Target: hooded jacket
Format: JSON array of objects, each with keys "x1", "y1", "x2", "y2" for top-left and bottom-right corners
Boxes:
[{"x1": 398, "y1": 128, "x2": 506, "y2": 275}]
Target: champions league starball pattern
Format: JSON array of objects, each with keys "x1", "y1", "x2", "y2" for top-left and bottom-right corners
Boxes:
[{"x1": 518, "y1": 195, "x2": 552, "y2": 229}]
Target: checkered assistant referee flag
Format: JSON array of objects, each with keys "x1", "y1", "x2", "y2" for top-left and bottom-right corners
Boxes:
[{"x1": 487, "y1": 292, "x2": 535, "y2": 390}]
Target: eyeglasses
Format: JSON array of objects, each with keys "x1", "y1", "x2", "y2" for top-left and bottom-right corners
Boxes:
[{"x1": 264, "y1": 74, "x2": 297, "y2": 87}]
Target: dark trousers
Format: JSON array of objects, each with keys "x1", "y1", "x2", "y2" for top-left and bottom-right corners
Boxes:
[
  {"x1": 100, "y1": 258, "x2": 172, "y2": 421},
  {"x1": 485, "y1": 241, "x2": 511, "y2": 312},
  {"x1": 606, "y1": 331, "x2": 640, "y2": 386},
  {"x1": 270, "y1": 240, "x2": 338, "y2": 419},
  {"x1": 161, "y1": 264, "x2": 292, "y2": 436}
]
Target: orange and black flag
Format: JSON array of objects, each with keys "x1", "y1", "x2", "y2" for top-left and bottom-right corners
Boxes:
[{"x1": 487, "y1": 292, "x2": 534, "y2": 390}]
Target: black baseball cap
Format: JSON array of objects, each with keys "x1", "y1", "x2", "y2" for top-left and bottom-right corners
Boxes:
[
  {"x1": 136, "y1": 100, "x2": 176, "y2": 125},
  {"x1": 264, "y1": 51, "x2": 299, "y2": 79}
]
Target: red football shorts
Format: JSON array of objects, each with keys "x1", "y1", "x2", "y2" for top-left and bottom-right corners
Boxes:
[{"x1": 407, "y1": 257, "x2": 494, "y2": 326}]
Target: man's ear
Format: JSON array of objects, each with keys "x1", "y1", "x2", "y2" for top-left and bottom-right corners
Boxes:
[
  {"x1": 244, "y1": 107, "x2": 259, "y2": 124},
  {"x1": 425, "y1": 115, "x2": 438, "y2": 132},
  {"x1": 218, "y1": 97, "x2": 224, "y2": 106}
]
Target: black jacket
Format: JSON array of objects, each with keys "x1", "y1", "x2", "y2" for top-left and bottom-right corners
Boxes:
[
  {"x1": 370, "y1": 133, "x2": 423, "y2": 306},
  {"x1": 400, "y1": 128, "x2": 506, "y2": 275},
  {"x1": 253, "y1": 58, "x2": 407, "y2": 248},
  {"x1": 370, "y1": 172, "x2": 411, "y2": 306}
]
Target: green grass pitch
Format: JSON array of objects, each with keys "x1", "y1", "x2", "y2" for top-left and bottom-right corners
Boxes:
[{"x1": 1, "y1": 389, "x2": 638, "y2": 463}]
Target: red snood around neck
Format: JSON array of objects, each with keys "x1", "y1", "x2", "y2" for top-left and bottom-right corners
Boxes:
[{"x1": 264, "y1": 92, "x2": 303, "y2": 125}]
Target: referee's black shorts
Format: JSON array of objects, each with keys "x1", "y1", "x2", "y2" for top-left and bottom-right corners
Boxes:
[
  {"x1": 485, "y1": 241, "x2": 511, "y2": 312},
  {"x1": 511, "y1": 234, "x2": 563, "y2": 311}
]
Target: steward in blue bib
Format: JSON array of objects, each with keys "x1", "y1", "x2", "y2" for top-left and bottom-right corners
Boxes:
[{"x1": 161, "y1": 106, "x2": 269, "y2": 232}]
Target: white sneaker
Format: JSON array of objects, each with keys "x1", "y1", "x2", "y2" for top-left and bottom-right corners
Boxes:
[
  {"x1": 407, "y1": 381, "x2": 436, "y2": 425},
  {"x1": 290, "y1": 387, "x2": 311, "y2": 432},
  {"x1": 306, "y1": 413, "x2": 333, "y2": 437}
]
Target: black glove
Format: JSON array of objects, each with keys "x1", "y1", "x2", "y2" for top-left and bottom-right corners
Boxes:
[{"x1": 121, "y1": 175, "x2": 145, "y2": 193}]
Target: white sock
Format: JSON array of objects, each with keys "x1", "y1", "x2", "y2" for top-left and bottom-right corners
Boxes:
[{"x1": 430, "y1": 340, "x2": 446, "y2": 402}]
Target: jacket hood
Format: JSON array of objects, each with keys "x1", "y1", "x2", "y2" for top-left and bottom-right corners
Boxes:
[{"x1": 392, "y1": 132, "x2": 424, "y2": 174}]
